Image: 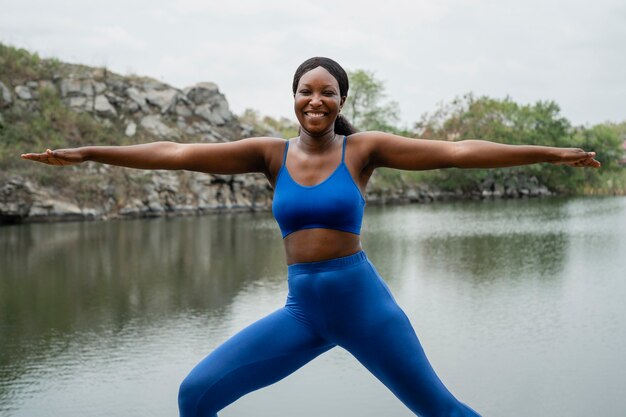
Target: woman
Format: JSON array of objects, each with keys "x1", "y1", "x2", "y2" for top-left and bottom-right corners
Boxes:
[{"x1": 22, "y1": 57, "x2": 600, "y2": 417}]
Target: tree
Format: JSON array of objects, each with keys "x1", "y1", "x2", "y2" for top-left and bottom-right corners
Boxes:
[
  {"x1": 412, "y1": 93, "x2": 626, "y2": 193},
  {"x1": 344, "y1": 69, "x2": 400, "y2": 132}
]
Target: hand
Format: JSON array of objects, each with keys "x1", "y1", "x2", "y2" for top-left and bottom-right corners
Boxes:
[
  {"x1": 21, "y1": 148, "x2": 85, "y2": 166},
  {"x1": 551, "y1": 148, "x2": 601, "y2": 168}
]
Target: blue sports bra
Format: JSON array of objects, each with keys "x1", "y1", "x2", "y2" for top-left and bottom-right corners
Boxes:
[{"x1": 272, "y1": 136, "x2": 366, "y2": 238}]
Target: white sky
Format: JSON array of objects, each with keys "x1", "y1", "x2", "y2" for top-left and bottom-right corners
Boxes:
[{"x1": 1, "y1": 0, "x2": 625, "y2": 128}]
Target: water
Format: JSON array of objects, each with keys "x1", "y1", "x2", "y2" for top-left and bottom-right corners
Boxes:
[{"x1": 1, "y1": 197, "x2": 625, "y2": 417}]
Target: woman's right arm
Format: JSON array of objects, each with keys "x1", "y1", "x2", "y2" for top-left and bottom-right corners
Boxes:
[{"x1": 21, "y1": 137, "x2": 280, "y2": 175}]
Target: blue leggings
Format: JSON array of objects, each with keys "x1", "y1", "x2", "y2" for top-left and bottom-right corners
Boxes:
[{"x1": 178, "y1": 251, "x2": 481, "y2": 417}]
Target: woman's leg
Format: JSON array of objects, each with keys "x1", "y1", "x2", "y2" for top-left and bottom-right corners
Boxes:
[
  {"x1": 325, "y1": 260, "x2": 481, "y2": 417},
  {"x1": 178, "y1": 307, "x2": 334, "y2": 417}
]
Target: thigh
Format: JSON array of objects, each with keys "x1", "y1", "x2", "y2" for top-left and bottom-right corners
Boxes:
[
  {"x1": 338, "y1": 266, "x2": 480, "y2": 416},
  {"x1": 179, "y1": 307, "x2": 334, "y2": 417}
]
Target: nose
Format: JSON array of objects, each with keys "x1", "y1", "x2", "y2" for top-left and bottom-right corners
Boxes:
[{"x1": 309, "y1": 93, "x2": 323, "y2": 107}]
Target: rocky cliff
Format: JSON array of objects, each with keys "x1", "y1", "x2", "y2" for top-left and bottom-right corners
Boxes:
[
  {"x1": 0, "y1": 48, "x2": 279, "y2": 224},
  {"x1": 0, "y1": 45, "x2": 553, "y2": 224}
]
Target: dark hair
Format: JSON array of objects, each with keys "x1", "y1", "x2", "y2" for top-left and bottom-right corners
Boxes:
[{"x1": 292, "y1": 57, "x2": 358, "y2": 136}]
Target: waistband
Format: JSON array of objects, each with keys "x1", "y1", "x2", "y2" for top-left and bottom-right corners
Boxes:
[{"x1": 287, "y1": 250, "x2": 368, "y2": 275}]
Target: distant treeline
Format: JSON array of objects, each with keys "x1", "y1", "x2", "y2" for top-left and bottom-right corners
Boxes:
[{"x1": 244, "y1": 70, "x2": 626, "y2": 195}]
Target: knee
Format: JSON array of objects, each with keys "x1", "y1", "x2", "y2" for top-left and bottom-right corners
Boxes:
[
  {"x1": 178, "y1": 375, "x2": 198, "y2": 417},
  {"x1": 178, "y1": 374, "x2": 218, "y2": 417}
]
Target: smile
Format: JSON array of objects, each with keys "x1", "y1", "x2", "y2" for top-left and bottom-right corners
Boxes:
[{"x1": 304, "y1": 112, "x2": 328, "y2": 119}]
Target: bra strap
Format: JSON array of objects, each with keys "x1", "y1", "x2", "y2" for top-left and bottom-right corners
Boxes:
[
  {"x1": 341, "y1": 135, "x2": 347, "y2": 162},
  {"x1": 282, "y1": 140, "x2": 289, "y2": 166}
]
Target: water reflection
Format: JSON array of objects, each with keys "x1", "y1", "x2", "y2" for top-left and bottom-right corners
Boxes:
[
  {"x1": 0, "y1": 212, "x2": 286, "y2": 414},
  {"x1": 1, "y1": 197, "x2": 626, "y2": 417}
]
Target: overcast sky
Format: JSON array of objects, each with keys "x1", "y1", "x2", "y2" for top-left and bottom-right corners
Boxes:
[{"x1": 1, "y1": 0, "x2": 624, "y2": 128}]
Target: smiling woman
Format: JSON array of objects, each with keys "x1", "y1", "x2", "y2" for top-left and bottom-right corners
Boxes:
[{"x1": 20, "y1": 56, "x2": 600, "y2": 417}]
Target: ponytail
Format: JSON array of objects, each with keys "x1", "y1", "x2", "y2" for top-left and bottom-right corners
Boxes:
[{"x1": 334, "y1": 114, "x2": 358, "y2": 136}]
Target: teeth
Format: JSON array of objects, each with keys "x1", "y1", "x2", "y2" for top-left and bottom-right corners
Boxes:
[{"x1": 306, "y1": 112, "x2": 325, "y2": 117}]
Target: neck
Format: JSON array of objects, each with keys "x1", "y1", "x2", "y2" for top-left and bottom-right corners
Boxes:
[{"x1": 298, "y1": 127, "x2": 337, "y2": 154}]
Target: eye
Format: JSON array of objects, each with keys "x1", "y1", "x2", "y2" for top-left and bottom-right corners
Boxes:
[
  {"x1": 323, "y1": 91, "x2": 336, "y2": 96},
  {"x1": 299, "y1": 89, "x2": 311, "y2": 95}
]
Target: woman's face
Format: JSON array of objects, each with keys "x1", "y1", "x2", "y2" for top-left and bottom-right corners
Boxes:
[{"x1": 294, "y1": 66, "x2": 345, "y2": 136}]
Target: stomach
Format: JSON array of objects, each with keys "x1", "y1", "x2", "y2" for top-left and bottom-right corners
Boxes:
[{"x1": 283, "y1": 228, "x2": 363, "y2": 265}]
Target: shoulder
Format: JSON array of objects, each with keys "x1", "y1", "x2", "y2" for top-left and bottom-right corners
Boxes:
[
  {"x1": 346, "y1": 131, "x2": 396, "y2": 144},
  {"x1": 345, "y1": 131, "x2": 397, "y2": 154}
]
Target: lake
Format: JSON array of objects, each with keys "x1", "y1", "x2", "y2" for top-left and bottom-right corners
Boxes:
[{"x1": 1, "y1": 196, "x2": 625, "y2": 417}]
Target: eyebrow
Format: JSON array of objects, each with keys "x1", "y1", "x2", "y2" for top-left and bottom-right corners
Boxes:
[{"x1": 299, "y1": 83, "x2": 337, "y2": 89}]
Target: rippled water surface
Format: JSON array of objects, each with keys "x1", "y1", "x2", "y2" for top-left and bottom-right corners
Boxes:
[{"x1": 1, "y1": 197, "x2": 625, "y2": 417}]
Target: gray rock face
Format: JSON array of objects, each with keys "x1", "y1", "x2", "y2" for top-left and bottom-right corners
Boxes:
[
  {"x1": 125, "y1": 87, "x2": 149, "y2": 113},
  {"x1": 0, "y1": 81, "x2": 13, "y2": 107},
  {"x1": 145, "y1": 88, "x2": 179, "y2": 113},
  {"x1": 185, "y1": 82, "x2": 232, "y2": 125},
  {"x1": 14, "y1": 85, "x2": 33, "y2": 100},
  {"x1": 68, "y1": 96, "x2": 94, "y2": 112},
  {"x1": 94, "y1": 95, "x2": 117, "y2": 117},
  {"x1": 0, "y1": 56, "x2": 284, "y2": 224},
  {"x1": 125, "y1": 122, "x2": 137, "y2": 137},
  {"x1": 60, "y1": 78, "x2": 94, "y2": 97},
  {"x1": 140, "y1": 114, "x2": 178, "y2": 138}
]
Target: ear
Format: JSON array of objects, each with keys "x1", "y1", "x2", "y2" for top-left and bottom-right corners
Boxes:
[{"x1": 340, "y1": 96, "x2": 347, "y2": 108}]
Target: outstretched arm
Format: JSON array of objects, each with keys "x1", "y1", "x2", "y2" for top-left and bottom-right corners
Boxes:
[
  {"x1": 21, "y1": 137, "x2": 281, "y2": 175},
  {"x1": 360, "y1": 132, "x2": 600, "y2": 170}
]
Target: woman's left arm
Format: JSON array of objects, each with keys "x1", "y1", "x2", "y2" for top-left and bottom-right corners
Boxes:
[{"x1": 361, "y1": 132, "x2": 601, "y2": 170}]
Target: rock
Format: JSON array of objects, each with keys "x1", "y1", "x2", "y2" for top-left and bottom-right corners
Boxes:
[
  {"x1": 28, "y1": 199, "x2": 83, "y2": 220},
  {"x1": 94, "y1": 81, "x2": 107, "y2": 94},
  {"x1": 152, "y1": 171, "x2": 179, "y2": 193},
  {"x1": 0, "y1": 178, "x2": 35, "y2": 222},
  {"x1": 93, "y1": 95, "x2": 117, "y2": 116},
  {"x1": 14, "y1": 85, "x2": 33, "y2": 100},
  {"x1": 185, "y1": 82, "x2": 232, "y2": 126},
  {"x1": 0, "y1": 81, "x2": 11, "y2": 107},
  {"x1": 106, "y1": 78, "x2": 128, "y2": 94},
  {"x1": 67, "y1": 96, "x2": 93, "y2": 112},
  {"x1": 119, "y1": 198, "x2": 147, "y2": 217},
  {"x1": 104, "y1": 91, "x2": 124, "y2": 105},
  {"x1": 94, "y1": 95, "x2": 117, "y2": 117},
  {"x1": 174, "y1": 103, "x2": 193, "y2": 117},
  {"x1": 126, "y1": 101, "x2": 140, "y2": 113},
  {"x1": 145, "y1": 88, "x2": 179, "y2": 113},
  {"x1": 184, "y1": 82, "x2": 219, "y2": 104},
  {"x1": 125, "y1": 87, "x2": 149, "y2": 112},
  {"x1": 125, "y1": 122, "x2": 137, "y2": 137},
  {"x1": 143, "y1": 80, "x2": 166, "y2": 91},
  {"x1": 139, "y1": 114, "x2": 177, "y2": 138},
  {"x1": 60, "y1": 78, "x2": 94, "y2": 97},
  {"x1": 195, "y1": 103, "x2": 229, "y2": 125}
]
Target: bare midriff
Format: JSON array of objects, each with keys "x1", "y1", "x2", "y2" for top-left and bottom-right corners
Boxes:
[{"x1": 283, "y1": 228, "x2": 363, "y2": 265}]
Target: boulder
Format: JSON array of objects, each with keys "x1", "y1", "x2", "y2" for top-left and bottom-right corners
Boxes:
[
  {"x1": 0, "y1": 81, "x2": 12, "y2": 107},
  {"x1": 184, "y1": 82, "x2": 220, "y2": 104},
  {"x1": 145, "y1": 88, "x2": 179, "y2": 113},
  {"x1": 60, "y1": 78, "x2": 94, "y2": 97},
  {"x1": 67, "y1": 96, "x2": 94, "y2": 112},
  {"x1": 125, "y1": 87, "x2": 149, "y2": 113},
  {"x1": 125, "y1": 122, "x2": 137, "y2": 137},
  {"x1": 14, "y1": 85, "x2": 33, "y2": 100},
  {"x1": 185, "y1": 82, "x2": 233, "y2": 125},
  {"x1": 94, "y1": 95, "x2": 117, "y2": 117},
  {"x1": 139, "y1": 114, "x2": 178, "y2": 138}
]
